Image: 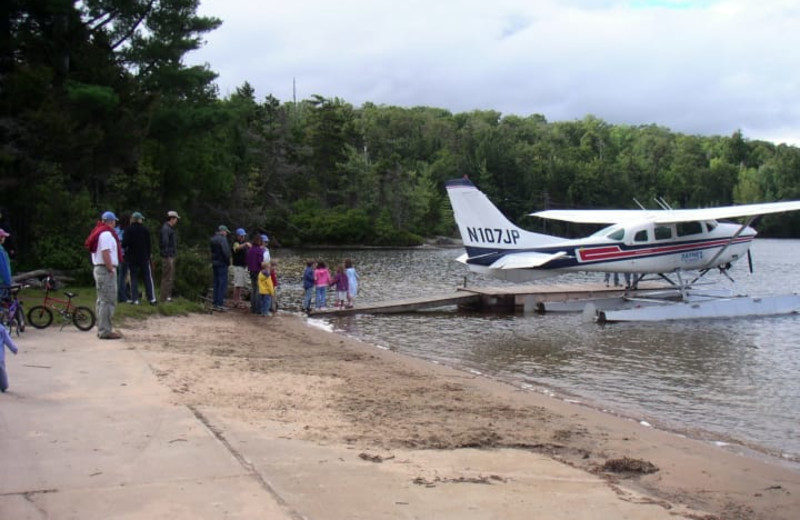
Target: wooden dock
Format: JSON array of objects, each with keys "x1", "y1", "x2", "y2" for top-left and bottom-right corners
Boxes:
[{"x1": 309, "y1": 282, "x2": 665, "y2": 316}]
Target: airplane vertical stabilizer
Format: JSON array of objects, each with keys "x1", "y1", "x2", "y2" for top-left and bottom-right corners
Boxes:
[{"x1": 445, "y1": 178, "x2": 563, "y2": 251}]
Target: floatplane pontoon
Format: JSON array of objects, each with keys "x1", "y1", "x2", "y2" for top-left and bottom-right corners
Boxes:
[{"x1": 445, "y1": 177, "x2": 800, "y2": 322}]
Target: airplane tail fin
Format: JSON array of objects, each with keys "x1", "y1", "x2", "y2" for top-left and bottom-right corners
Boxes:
[{"x1": 445, "y1": 178, "x2": 562, "y2": 252}]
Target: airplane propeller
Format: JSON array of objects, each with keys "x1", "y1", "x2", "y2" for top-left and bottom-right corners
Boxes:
[{"x1": 747, "y1": 249, "x2": 754, "y2": 273}]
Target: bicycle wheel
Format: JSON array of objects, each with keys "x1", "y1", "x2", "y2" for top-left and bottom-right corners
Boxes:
[
  {"x1": 27, "y1": 305, "x2": 54, "y2": 329},
  {"x1": 72, "y1": 306, "x2": 96, "y2": 331},
  {"x1": 15, "y1": 305, "x2": 25, "y2": 333}
]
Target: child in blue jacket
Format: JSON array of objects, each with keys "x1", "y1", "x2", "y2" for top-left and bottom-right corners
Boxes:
[{"x1": 1, "y1": 326, "x2": 19, "y2": 392}]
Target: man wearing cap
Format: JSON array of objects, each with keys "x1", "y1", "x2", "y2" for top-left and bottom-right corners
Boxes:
[
  {"x1": 160, "y1": 210, "x2": 180, "y2": 302},
  {"x1": 210, "y1": 225, "x2": 232, "y2": 311},
  {"x1": 231, "y1": 228, "x2": 251, "y2": 307},
  {"x1": 122, "y1": 211, "x2": 157, "y2": 305},
  {"x1": 91, "y1": 211, "x2": 123, "y2": 339}
]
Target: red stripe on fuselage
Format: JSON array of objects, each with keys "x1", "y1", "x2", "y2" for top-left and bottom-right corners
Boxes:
[{"x1": 577, "y1": 237, "x2": 752, "y2": 263}]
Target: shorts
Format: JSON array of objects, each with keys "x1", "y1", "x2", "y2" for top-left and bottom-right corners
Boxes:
[
  {"x1": 232, "y1": 265, "x2": 249, "y2": 288},
  {"x1": 337, "y1": 290, "x2": 347, "y2": 301}
]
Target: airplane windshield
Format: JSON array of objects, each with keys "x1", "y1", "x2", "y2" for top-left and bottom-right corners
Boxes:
[{"x1": 590, "y1": 225, "x2": 624, "y2": 239}]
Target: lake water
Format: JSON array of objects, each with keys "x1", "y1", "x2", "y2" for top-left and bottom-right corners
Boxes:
[{"x1": 272, "y1": 239, "x2": 800, "y2": 465}]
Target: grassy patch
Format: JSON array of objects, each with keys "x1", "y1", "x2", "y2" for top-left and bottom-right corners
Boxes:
[{"x1": 21, "y1": 284, "x2": 204, "y2": 326}]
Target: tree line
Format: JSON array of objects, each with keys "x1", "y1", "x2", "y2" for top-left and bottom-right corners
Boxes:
[{"x1": 2, "y1": 1, "x2": 799, "y2": 274}]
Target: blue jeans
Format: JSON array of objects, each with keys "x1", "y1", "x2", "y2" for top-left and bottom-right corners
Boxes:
[
  {"x1": 212, "y1": 265, "x2": 228, "y2": 307},
  {"x1": 315, "y1": 286, "x2": 327, "y2": 308},
  {"x1": 117, "y1": 261, "x2": 130, "y2": 302},
  {"x1": 261, "y1": 294, "x2": 272, "y2": 315},
  {"x1": 0, "y1": 360, "x2": 9, "y2": 392},
  {"x1": 303, "y1": 287, "x2": 314, "y2": 310}
]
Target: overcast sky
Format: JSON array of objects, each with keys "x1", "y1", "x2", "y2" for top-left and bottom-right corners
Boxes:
[{"x1": 187, "y1": 0, "x2": 800, "y2": 145}]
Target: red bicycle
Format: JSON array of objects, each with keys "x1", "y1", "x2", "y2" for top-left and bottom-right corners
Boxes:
[{"x1": 27, "y1": 275, "x2": 96, "y2": 331}]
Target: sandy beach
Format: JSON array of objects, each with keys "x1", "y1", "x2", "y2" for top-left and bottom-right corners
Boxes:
[{"x1": 3, "y1": 309, "x2": 799, "y2": 519}]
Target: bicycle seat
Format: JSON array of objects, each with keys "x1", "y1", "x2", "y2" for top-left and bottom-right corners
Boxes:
[{"x1": 64, "y1": 291, "x2": 77, "y2": 299}]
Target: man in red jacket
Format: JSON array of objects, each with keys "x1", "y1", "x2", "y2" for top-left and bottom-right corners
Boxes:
[{"x1": 90, "y1": 211, "x2": 122, "y2": 339}]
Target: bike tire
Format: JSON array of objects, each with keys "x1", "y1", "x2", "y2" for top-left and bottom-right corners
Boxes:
[
  {"x1": 72, "y1": 306, "x2": 96, "y2": 331},
  {"x1": 15, "y1": 306, "x2": 25, "y2": 333},
  {"x1": 27, "y1": 305, "x2": 54, "y2": 329}
]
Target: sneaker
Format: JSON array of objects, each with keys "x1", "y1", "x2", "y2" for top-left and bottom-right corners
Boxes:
[
  {"x1": 165, "y1": 297, "x2": 173, "y2": 302},
  {"x1": 100, "y1": 331, "x2": 123, "y2": 340},
  {"x1": 149, "y1": 300, "x2": 158, "y2": 306},
  {"x1": 126, "y1": 299, "x2": 133, "y2": 303},
  {"x1": 133, "y1": 300, "x2": 140, "y2": 305},
  {"x1": 212, "y1": 305, "x2": 228, "y2": 312}
]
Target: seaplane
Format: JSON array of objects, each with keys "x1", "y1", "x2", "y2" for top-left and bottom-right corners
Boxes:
[{"x1": 445, "y1": 177, "x2": 800, "y2": 322}]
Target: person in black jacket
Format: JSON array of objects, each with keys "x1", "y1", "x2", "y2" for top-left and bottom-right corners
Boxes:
[
  {"x1": 159, "y1": 210, "x2": 180, "y2": 301},
  {"x1": 123, "y1": 212, "x2": 157, "y2": 305},
  {"x1": 210, "y1": 225, "x2": 232, "y2": 310}
]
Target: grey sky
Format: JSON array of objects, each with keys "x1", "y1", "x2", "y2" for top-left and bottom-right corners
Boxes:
[{"x1": 188, "y1": 0, "x2": 800, "y2": 144}]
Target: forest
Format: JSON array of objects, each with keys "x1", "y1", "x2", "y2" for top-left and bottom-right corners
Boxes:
[{"x1": 3, "y1": 0, "x2": 800, "y2": 274}]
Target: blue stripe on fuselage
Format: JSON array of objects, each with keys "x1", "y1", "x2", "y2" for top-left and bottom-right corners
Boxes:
[{"x1": 463, "y1": 235, "x2": 753, "y2": 269}]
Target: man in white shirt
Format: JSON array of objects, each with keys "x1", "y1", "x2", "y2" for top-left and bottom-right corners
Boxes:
[{"x1": 92, "y1": 211, "x2": 122, "y2": 339}]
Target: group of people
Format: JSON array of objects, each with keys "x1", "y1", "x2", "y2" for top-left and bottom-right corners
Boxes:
[
  {"x1": 302, "y1": 259, "x2": 359, "y2": 312},
  {"x1": 211, "y1": 227, "x2": 278, "y2": 316},
  {"x1": 87, "y1": 209, "x2": 181, "y2": 340}
]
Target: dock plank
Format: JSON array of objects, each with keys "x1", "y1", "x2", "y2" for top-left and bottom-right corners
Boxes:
[{"x1": 308, "y1": 282, "x2": 667, "y2": 316}]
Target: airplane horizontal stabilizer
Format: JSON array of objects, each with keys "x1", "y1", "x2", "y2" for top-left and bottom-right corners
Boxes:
[{"x1": 490, "y1": 251, "x2": 567, "y2": 270}]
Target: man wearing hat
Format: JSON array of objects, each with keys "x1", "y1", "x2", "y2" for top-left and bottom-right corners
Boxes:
[
  {"x1": 210, "y1": 225, "x2": 232, "y2": 311},
  {"x1": 159, "y1": 210, "x2": 180, "y2": 302},
  {"x1": 122, "y1": 211, "x2": 157, "y2": 305},
  {"x1": 231, "y1": 228, "x2": 251, "y2": 307},
  {"x1": 91, "y1": 211, "x2": 123, "y2": 339}
]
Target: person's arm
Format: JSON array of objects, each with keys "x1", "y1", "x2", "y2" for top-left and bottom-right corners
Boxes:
[
  {"x1": 102, "y1": 248, "x2": 115, "y2": 274},
  {"x1": 2, "y1": 328, "x2": 18, "y2": 354}
]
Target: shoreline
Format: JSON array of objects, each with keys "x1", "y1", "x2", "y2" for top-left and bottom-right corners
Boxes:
[
  {"x1": 314, "y1": 314, "x2": 800, "y2": 471},
  {"x1": 128, "y1": 311, "x2": 800, "y2": 519}
]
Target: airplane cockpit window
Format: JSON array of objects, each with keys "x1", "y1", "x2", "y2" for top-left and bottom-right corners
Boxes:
[
  {"x1": 607, "y1": 228, "x2": 625, "y2": 241},
  {"x1": 705, "y1": 221, "x2": 718, "y2": 232},
  {"x1": 634, "y1": 229, "x2": 648, "y2": 242},
  {"x1": 676, "y1": 221, "x2": 703, "y2": 237},
  {"x1": 654, "y1": 225, "x2": 673, "y2": 240}
]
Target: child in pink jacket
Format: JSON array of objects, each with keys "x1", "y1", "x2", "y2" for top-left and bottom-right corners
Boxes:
[{"x1": 313, "y1": 261, "x2": 331, "y2": 310}]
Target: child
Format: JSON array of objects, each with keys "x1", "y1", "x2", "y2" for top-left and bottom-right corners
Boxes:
[
  {"x1": 1, "y1": 325, "x2": 19, "y2": 392},
  {"x1": 269, "y1": 260, "x2": 279, "y2": 313},
  {"x1": 313, "y1": 261, "x2": 331, "y2": 310},
  {"x1": 302, "y1": 260, "x2": 316, "y2": 313},
  {"x1": 344, "y1": 258, "x2": 359, "y2": 308},
  {"x1": 257, "y1": 261, "x2": 275, "y2": 317},
  {"x1": 330, "y1": 263, "x2": 349, "y2": 309}
]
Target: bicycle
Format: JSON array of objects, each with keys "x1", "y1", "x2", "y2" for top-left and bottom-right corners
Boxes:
[
  {"x1": 0, "y1": 284, "x2": 26, "y2": 336},
  {"x1": 27, "y1": 275, "x2": 96, "y2": 331}
]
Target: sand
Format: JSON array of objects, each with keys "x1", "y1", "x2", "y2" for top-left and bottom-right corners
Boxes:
[{"x1": 106, "y1": 308, "x2": 800, "y2": 519}]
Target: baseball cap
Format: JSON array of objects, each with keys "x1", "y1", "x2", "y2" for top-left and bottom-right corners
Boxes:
[
  {"x1": 218, "y1": 225, "x2": 231, "y2": 233},
  {"x1": 0, "y1": 228, "x2": 9, "y2": 238},
  {"x1": 235, "y1": 228, "x2": 246, "y2": 236},
  {"x1": 167, "y1": 210, "x2": 181, "y2": 219},
  {"x1": 101, "y1": 211, "x2": 118, "y2": 221},
  {"x1": 131, "y1": 211, "x2": 145, "y2": 220}
]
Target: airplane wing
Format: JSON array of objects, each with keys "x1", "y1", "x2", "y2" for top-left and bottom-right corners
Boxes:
[
  {"x1": 490, "y1": 251, "x2": 568, "y2": 270},
  {"x1": 531, "y1": 201, "x2": 800, "y2": 224},
  {"x1": 530, "y1": 209, "x2": 654, "y2": 224}
]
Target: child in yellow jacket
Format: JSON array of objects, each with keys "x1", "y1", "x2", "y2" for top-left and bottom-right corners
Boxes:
[{"x1": 257, "y1": 261, "x2": 275, "y2": 316}]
